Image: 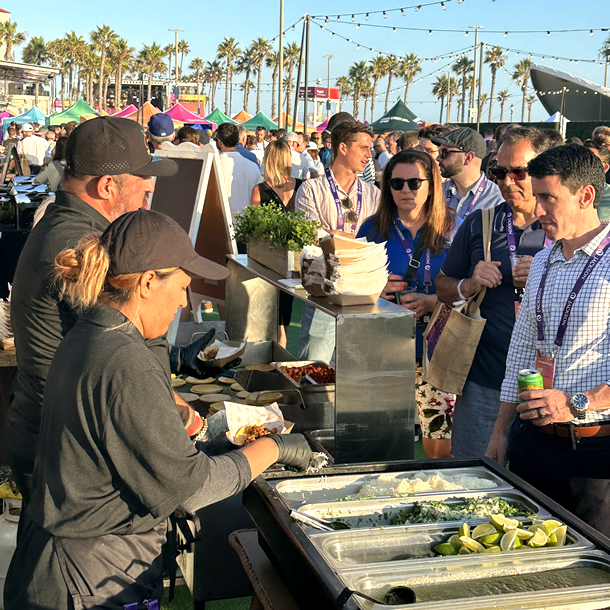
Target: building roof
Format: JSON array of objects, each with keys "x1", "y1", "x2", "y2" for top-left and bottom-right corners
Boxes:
[{"x1": 0, "y1": 59, "x2": 58, "y2": 84}]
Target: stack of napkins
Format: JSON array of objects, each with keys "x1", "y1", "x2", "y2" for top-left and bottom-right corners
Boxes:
[
  {"x1": 300, "y1": 245, "x2": 327, "y2": 297},
  {"x1": 320, "y1": 235, "x2": 389, "y2": 306}
]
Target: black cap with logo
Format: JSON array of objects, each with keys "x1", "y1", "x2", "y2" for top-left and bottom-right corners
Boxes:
[
  {"x1": 66, "y1": 116, "x2": 178, "y2": 177},
  {"x1": 100, "y1": 209, "x2": 229, "y2": 281}
]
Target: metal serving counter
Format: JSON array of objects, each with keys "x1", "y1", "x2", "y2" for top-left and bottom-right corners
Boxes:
[{"x1": 225, "y1": 254, "x2": 416, "y2": 464}]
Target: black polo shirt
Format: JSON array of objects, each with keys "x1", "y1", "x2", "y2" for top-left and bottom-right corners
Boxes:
[{"x1": 441, "y1": 202, "x2": 547, "y2": 391}]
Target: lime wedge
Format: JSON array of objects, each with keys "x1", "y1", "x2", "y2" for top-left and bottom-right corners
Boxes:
[
  {"x1": 515, "y1": 529, "x2": 534, "y2": 540},
  {"x1": 458, "y1": 522, "x2": 470, "y2": 538},
  {"x1": 500, "y1": 529, "x2": 520, "y2": 551},
  {"x1": 483, "y1": 545, "x2": 502, "y2": 553},
  {"x1": 472, "y1": 523, "x2": 498, "y2": 539},
  {"x1": 483, "y1": 542, "x2": 500, "y2": 548},
  {"x1": 434, "y1": 542, "x2": 459, "y2": 556},
  {"x1": 478, "y1": 532, "x2": 501, "y2": 545},
  {"x1": 542, "y1": 520, "x2": 563, "y2": 535},
  {"x1": 547, "y1": 525, "x2": 567, "y2": 547},
  {"x1": 527, "y1": 528, "x2": 549, "y2": 547},
  {"x1": 458, "y1": 545, "x2": 472, "y2": 554},
  {"x1": 528, "y1": 523, "x2": 551, "y2": 537},
  {"x1": 459, "y1": 536, "x2": 486, "y2": 553},
  {"x1": 491, "y1": 514, "x2": 520, "y2": 532},
  {"x1": 448, "y1": 534, "x2": 461, "y2": 546}
]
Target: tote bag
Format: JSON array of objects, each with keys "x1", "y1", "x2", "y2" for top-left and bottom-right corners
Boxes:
[{"x1": 422, "y1": 207, "x2": 493, "y2": 395}]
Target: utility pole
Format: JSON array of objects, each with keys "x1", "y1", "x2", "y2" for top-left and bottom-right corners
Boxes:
[
  {"x1": 468, "y1": 26, "x2": 484, "y2": 125},
  {"x1": 168, "y1": 28, "x2": 183, "y2": 106},
  {"x1": 477, "y1": 42, "x2": 485, "y2": 132},
  {"x1": 292, "y1": 20, "x2": 306, "y2": 133},
  {"x1": 279, "y1": 0, "x2": 284, "y2": 128},
  {"x1": 304, "y1": 16, "x2": 310, "y2": 136},
  {"x1": 324, "y1": 54, "x2": 333, "y2": 120}
]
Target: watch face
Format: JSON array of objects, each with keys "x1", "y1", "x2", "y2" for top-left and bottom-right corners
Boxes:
[{"x1": 572, "y1": 393, "x2": 589, "y2": 411}]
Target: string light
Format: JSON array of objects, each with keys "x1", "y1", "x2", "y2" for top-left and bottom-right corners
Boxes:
[
  {"x1": 464, "y1": 31, "x2": 468, "y2": 37},
  {"x1": 504, "y1": 31, "x2": 508, "y2": 37},
  {"x1": 351, "y1": 14, "x2": 355, "y2": 21},
  {"x1": 324, "y1": 16, "x2": 329, "y2": 24},
  {"x1": 393, "y1": 27, "x2": 397, "y2": 32},
  {"x1": 415, "y1": 5, "x2": 422, "y2": 10},
  {"x1": 383, "y1": 11, "x2": 387, "y2": 18},
  {"x1": 401, "y1": 8, "x2": 406, "y2": 15},
  {"x1": 590, "y1": 29, "x2": 594, "y2": 36},
  {"x1": 336, "y1": 15, "x2": 340, "y2": 21},
  {"x1": 441, "y1": 2, "x2": 446, "y2": 8},
  {"x1": 366, "y1": 13, "x2": 369, "y2": 20},
  {"x1": 547, "y1": 31, "x2": 551, "y2": 36},
  {"x1": 429, "y1": 29, "x2": 433, "y2": 35},
  {"x1": 356, "y1": 23, "x2": 360, "y2": 29}
]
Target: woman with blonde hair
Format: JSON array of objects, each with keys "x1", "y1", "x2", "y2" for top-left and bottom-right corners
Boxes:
[
  {"x1": 250, "y1": 138, "x2": 303, "y2": 346},
  {"x1": 4, "y1": 209, "x2": 312, "y2": 610},
  {"x1": 357, "y1": 149, "x2": 461, "y2": 459}
]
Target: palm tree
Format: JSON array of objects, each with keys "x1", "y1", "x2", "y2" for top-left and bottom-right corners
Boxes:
[
  {"x1": 362, "y1": 84, "x2": 374, "y2": 123},
  {"x1": 398, "y1": 53, "x2": 422, "y2": 105},
  {"x1": 445, "y1": 76, "x2": 460, "y2": 123},
  {"x1": 22, "y1": 37, "x2": 49, "y2": 108},
  {"x1": 496, "y1": 90, "x2": 510, "y2": 122},
  {"x1": 110, "y1": 39, "x2": 134, "y2": 109},
  {"x1": 203, "y1": 60, "x2": 223, "y2": 112},
  {"x1": 236, "y1": 50, "x2": 257, "y2": 113},
  {"x1": 432, "y1": 75, "x2": 449, "y2": 123},
  {"x1": 217, "y1": 37, "x2": 240, "y2": 115},
  {"x1": 453, "y1": 56, "x2": 474, "y2": 122},
  {"x1": 526, "y1": 94, "x2": 537, "y2": 122},
  {"x1": 178, "y1": 39, "x2": 190, "y2": 76},
  {"x1": 336, "y1": 76, "x2": 352, "y2": 112},
  {"x1": 384, "y1": 55, "x2": 399, "y2": 112},
  {"x1": 348, "y1": 61, "x2": 371, "y2": 120},
  {"x1": 478, "y1": 93, "x2": 489, "y2": 121},
  {"x1": 139, "y1": 42, "x2": 166, "y2": 103},
  {"x1": 512, "y1": 58, "x2": 532, "y2": 122},
  {"x1": 163, "y1": 43, "x2": 174, "y2": 83},
  {"x1": 250, "y1": 37, "x2": 272, "y2": 114},
  {"x1": 62, "y1": 31, "x2": 86, "y2": 103},
  {"x1": 0, "y1": 21, "x2": 26, "y2": 61},
  {"x1": 368, "y1": 56, "x2": 387, "y2": 122},
  {"x1": 283, "y1": 42, "x2": 300, "y2": 123},
  {"x1": 485, "y1": 45, "x2": 506, "y2": 122},
  {"x1": 90, "y1": 25, "x2": 117, "y2": 110},
  {"x1": 80, "y1": 46, "x2": 100, "y2": 105},
  {"x1": 189, "y1": 57, "x2": 204, "y2": 113},
  {"x1": 265, "y1": 50, "x2": 281, "y2": 118},
  {"x1": 599, "y1": 36, "x2": 610, "y2": 72}
]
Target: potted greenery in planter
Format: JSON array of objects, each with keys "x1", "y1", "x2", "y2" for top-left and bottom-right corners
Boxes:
[{"x1": 233, "y1": 204, "x2": 320, "y2": 278}]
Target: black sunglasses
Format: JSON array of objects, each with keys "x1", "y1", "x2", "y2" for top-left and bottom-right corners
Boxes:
[
  {"x1": 438, "y1": 149, "x2": 468, "y2": 159},
  {"x1": 341, "y1": 197, "x2": 359, "y2": 222},
  {"x1": 490, "y1": 166, "x2": 529, "y2": 181},
  {"x1": 389, "y1": 177, "x2": 429, "y2": 191}
]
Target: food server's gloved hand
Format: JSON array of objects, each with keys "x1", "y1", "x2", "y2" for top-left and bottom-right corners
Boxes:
[
  {"x1": 170, "y1": 329, "x2": 215, "y2": 377},
  {"x1": 269, "y1": 434, "x2": 313, "y2": 471}
]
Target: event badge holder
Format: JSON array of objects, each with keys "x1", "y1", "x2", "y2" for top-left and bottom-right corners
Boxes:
[{"x1": 534, "y1": 233, "x2": 610, "y2": 389}]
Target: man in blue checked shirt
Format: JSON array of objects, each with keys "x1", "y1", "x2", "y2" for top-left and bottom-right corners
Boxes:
[{"x1": 486, "y1": 145, "x2": 610, "y2": 536}]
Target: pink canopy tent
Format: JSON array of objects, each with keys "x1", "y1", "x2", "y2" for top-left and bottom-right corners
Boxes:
[
  {"x1": 112, "y1": 104, "x2": 138, "y2": 118},
  {"x1": 316, "y1": 118, "x2": 329, "y2": 133},
  {"x1": 0, "y1": 111, "x2": 13, "y2": 119},
  {"x1": 165, "y1": 103, "x2": 216, "y2": 128}
]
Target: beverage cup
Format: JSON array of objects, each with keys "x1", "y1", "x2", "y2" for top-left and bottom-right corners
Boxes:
[
  {"x1": 394, "y1": 286, "x2": 417, "y2": 306},
  {"x1": 511, "y1": 255, "x2": 526, "y2": 288}
]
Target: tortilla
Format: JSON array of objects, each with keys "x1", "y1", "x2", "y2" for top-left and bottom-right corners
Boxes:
[
  {"x1": 245, "y1": 363, "x2": 275, "y2": 372},
  {"x1": 236, "y1": 390, "x2": 250, "y2": 399},
  {"x1": 176, "y1": 393, "x2": 198, "y2": 403},
  {"x1": 190, "y1": 384, "x2": 223, "y2": 395},
  {"x1": 218, "y1": 376, "x2": 234, "y2": 385},
  {"x1": 208, "y1": 401, "x2": 226, "y2": 414},
  {"x1": 245, "y1": 391, "x2": 283, "y2": 406},
  {"x1": 171, "y1": 378, "x2": 186, "y2": 388},
  {"x1": 202, "y1": 345, "x2": 219, "y2": 360},
  {"x1": 185, "y1": 376, "x2": 206, "y2": 384},
  {"x1": 199, "y1": 393, "x2": 231, "y2": 403}
]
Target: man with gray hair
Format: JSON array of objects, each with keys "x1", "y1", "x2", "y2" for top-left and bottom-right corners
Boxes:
[
  {"x1": 146, "y1": 113, "x2": 175, "y2": 151},
  {"x1": 378, "y1": 130, "x2": 402, "y2": 169},
  {"x1": 236, "y1": 124, "x2": 260, "y2": 166}
]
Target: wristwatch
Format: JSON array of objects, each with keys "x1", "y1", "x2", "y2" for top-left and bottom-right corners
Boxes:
[{"x1": 570, "y1": 393, "x2": 590, "y2": 420}]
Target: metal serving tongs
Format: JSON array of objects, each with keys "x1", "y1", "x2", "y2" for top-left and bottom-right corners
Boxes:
[{"x1": 289, "y1": 510, "x2": 350, "y2": 532}]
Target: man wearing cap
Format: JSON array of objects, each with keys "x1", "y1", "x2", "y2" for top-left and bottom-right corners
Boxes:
[
  {"x1": 432, "y1": 127, "x2": 504, "y2": 219},
  {"x1": 147, "y1": 112, "x2": 176, "y2": 151},
  {"x1": 8, "y1": 117, "x2": 216, "y2": 505},
  {"x1": 17, "y1": 122, "x2": 48, "y2": 175}
]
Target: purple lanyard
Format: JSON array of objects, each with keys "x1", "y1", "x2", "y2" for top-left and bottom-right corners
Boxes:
[
  {"x1": 506, "y1": 207, "x2": 517, "y2": 261},
  {"x1": 393, "y1": 219, "x2": 431, "y2": 285},
  {"x1": 446, "y1": 176, "x2": 488, "y2": 216},
  {"x1": 535, "y1": 233, "x2": 610, "y2": 350},
  {"x1": 325, "y1": 168, "x2": 362, "y2": 232}
]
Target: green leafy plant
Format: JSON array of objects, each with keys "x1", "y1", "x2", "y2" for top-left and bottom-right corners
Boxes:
[{"x1": 233, "y1": 204, "x2": 320, "y2": 253}]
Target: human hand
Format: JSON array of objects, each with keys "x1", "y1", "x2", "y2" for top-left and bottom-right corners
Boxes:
[
  {"x1": 467, "y1": 261, "x2": 503, "y2": 292},
  {"x1": 170, "y1": 330, "x2": 241, "y2": 378},
  {"x1": 484, "y1": 433, "x2": 509, "y2": 467},
  {"x1": 327, "y1": 229, "x2": 355, "y2": 239},
  {"x1": 400, "y1": 292, "x2": 437, "y2": 318},
  {"x1": 269, "y1": 433, "x2": 313, "y2": 470},
  {"x1": 512, "y1": 256, "x2": 533, "y2": 287},
  {"x1": 517, "y1": 389, "x2": 575, "y2": 425},
  {"x1": 381, "y1": 273, "x2": 407, "y2": 301}
]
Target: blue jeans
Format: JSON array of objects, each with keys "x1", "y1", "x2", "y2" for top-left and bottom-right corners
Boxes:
[
  {"x1": 298, "y1": 304, "x2": 335, "y2": 364},
  {"x1": 451, "y1": 378, "x2": 501, "y2": 459}
]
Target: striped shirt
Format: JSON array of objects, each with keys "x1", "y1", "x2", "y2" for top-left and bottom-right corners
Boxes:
[{"x1": 500, "y1": 222, "x2": 610, "y2": 425}]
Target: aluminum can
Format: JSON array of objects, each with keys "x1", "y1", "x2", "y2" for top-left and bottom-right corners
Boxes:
[{"x1": 517, "y1": 369, "x2": 543, "y2": 402}]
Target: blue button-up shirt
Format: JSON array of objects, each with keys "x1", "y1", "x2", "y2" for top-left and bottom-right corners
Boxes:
[{"x1": 443, "y1": 172, "x2": 504, "y2": 219}]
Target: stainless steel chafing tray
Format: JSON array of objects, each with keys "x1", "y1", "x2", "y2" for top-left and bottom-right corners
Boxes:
[
  {"x1": 296, "y1": 490, "x2": 550, "y2": 531},
  {"x1": 338, "y1": 550, "x2": 610, "y2": 610},
  {"x1": 271, "y1": 360, "x2": 335, "y2": 388},
  {"x1": 270, "y1": 466, "x2": 511, "y2": 509},
  {"x1": 310, "y1": 522, "x2": 594, "y2": 570}
]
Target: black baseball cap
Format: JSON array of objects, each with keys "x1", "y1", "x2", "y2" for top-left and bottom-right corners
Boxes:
[
  {"x1": 100, "y1": 209, "x2": 230, "y2": 281},
  {"x1": 66, "y1": 117, "x2": 178, "y2": 177},
  {"x1": 431, "y1": 127, "x2": 487, "y2": 159}
]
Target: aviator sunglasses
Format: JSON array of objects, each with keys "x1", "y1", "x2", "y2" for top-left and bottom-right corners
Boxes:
[
  {"x1": 389, "y1": 177, "x2": 429, "y2": 191},
  {"x1": 490, "y1": 166, "x2": 529, "y2": 181},
  {"x1": 341, "y1": 197, "x2": 359, "y2": 223}
]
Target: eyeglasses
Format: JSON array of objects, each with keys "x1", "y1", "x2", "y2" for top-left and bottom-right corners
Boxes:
[
  {"x1": 341, "y1": 197, "x2": 359, "y2": 222},
  {"x1": 438, "y1": 148, "x2": 468, "y2": 159},
  {"x1": 490, "y1": 166, "x2": 529, "y2": 181},
  {"x1": 389, "y1": 177, "x2": 429, "y2": 191}
]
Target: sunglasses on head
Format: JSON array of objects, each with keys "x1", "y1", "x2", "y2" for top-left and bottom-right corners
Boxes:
[
  {"x1": 438, "y1": 148, "x2": 468, "y2": 159},
  {"x1": 389, "y1": 177, "x2": 429, "y2": 191},
  {"x1": 490, "y1": 166, "x2": 529, "y2": 181}
]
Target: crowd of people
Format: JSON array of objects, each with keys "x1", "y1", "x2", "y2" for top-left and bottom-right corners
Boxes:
[{"x1": 5, "y1": 106, "x2": 610, "y2": 607}]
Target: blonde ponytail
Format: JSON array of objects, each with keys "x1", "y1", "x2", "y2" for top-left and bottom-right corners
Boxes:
[{"x1": 54, "y1": 233, "x2": 109, "y2": 310}]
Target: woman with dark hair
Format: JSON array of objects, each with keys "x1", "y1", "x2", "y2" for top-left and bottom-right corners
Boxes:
[
  {"x1": 357, "y1": 149, "x2": 460, "y2": 458},
  {"x1": 35, "y1": 136, "x2": 68, "y2": 192}
]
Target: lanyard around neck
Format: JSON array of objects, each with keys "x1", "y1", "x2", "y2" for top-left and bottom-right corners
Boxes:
[
  {"x1": 325, "y1": 168, "x2": 362, "y2": 232},
  {"x1": 393, "y1": 218, "x2": 431, "y2": 285}
]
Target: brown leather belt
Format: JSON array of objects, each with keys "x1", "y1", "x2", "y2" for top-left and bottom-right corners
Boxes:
[{"x1": 538, "y1": 423, "x2": 610, "y2": 438}]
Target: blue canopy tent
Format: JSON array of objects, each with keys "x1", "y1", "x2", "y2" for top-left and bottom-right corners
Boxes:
[{"x1": 2, "y1": 106, "x2": 49, "y2": 132}]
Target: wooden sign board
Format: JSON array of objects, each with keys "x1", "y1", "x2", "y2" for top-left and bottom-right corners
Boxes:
[{"x1": 150, "y1": 142, "x2": 236, "y2": 341}]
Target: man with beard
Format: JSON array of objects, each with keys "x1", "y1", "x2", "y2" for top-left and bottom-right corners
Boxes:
[
  {"x1": 432, "y1": 127, "x2": 504, "y2": 218},
  {"x1": 436, "y1": 126, "x2": 552, "y2": 458}
]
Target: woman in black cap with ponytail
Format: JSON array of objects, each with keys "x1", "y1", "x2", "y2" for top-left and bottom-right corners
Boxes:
[{"x1": 5, "y1": 210, "x2": 312, "y2": 610}]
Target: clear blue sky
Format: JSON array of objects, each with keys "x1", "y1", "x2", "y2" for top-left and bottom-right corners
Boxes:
[{"x1": 9, "y1": 0, "x2": 610, "y2": 123}]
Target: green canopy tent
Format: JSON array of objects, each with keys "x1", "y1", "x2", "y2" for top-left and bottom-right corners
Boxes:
[
  {"x1": 369, "y1": 100, "x2": 423, "y2": 134},
  {"x1": 204, "y1": 108, "x2": 237, "y2": 125},
  {"x1": 49, "y1": 99, "x2": 98, "y2": 125},
  {"x1": 239, "y1": 111, "x2": 278, "y2": 131}
]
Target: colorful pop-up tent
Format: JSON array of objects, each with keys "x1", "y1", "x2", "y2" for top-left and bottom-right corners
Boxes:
[
  {"x1": 165, "y1": 103, "x2": 216, "y2": 128},
  {"x1": 49, "y1": 99, "x2": 98, "y2": 125},
  {"x1": 273, "y1": 112, "x2": 304, "y2": 131},
  {"x1": 120, "y1": 102, "x2": 160, "y2": 126},
  {"x1": 368, "y1": 100, "x2": 423, "y2": 134},
  {"x1": 204, "y1": 108, "x2": 236, "y2": 125},
  {"x1": 111, "y1": 104, "x2": 138, "y2": 117},
  {"x1": 232, "y1": 109, "x2": 252, "y2": 123},
  {"x1": 316, "y1": 117, "x2": 329, "y2": 132},
  {"x1": 3, "y1": 106, "x2": 48, "y2": 130},
  {"x1": 240, "y1": 111, "x2": 278, "y2": 131}
]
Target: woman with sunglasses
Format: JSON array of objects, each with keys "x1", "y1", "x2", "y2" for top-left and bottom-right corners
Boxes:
[{"x1": 357, "y1": 149, "x2": 460, "y2": 459}]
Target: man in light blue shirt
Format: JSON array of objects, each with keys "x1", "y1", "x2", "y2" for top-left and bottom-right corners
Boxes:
[
  {"x1": 236, "y1": 125, "x2": 260, "y2": 167},
  {"x1": 433, "y1": 127, "x2": 504, "y2": 218}
]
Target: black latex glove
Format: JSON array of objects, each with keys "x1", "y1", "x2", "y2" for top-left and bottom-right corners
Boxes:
[
  {"x1": 269, "y1": 433, "x2": 313, "y2": 471},
  {"x1": 195, "y1": 434, "x2": 235, "y2": 457}
]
